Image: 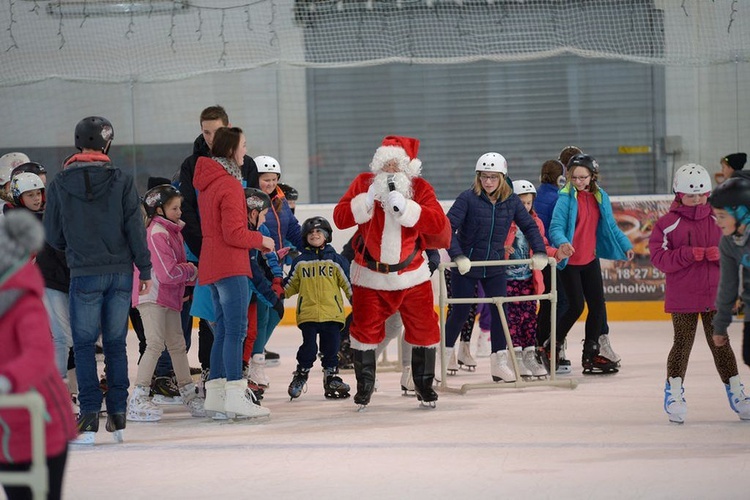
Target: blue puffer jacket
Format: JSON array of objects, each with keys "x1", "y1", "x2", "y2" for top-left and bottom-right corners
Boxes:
[
  {"x1": 447, "y1": 189, "x2": 546, "y2": 278},
  {"x1": 548, "y1": 184, "x2": 632, "y2": 269},
  {"x1": 534, "y1": 182, "x2": 560, "y2": 235}
]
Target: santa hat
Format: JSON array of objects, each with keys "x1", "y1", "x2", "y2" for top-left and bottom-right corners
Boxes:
[
  {"x1": 723, "y1": 152, "x2": 747, "y2": 171},
  {"x1": 370, "y1": 135, "x2": 422, "y2": 177}
]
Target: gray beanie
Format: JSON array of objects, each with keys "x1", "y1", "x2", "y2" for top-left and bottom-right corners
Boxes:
[{"x1": 0, "y1": 210, "x2": 45, "y2": 286}]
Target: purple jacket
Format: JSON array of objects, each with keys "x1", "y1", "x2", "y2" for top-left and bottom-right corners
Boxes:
[
  {"x1": 133, "y1": 217, "x2": 196, "y2": 312},
  {"x1": 648, "y1": 200, "x2": 721, "y2": 313}
]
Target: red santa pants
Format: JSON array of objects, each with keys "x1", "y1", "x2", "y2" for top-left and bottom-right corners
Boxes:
[{"x1": 350, "y1": 280, "x2": 439, "y2": 348}]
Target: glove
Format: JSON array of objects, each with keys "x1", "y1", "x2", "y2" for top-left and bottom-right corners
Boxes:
[
  {"x1": 272, "y1": 300, "x2": 285, "y2": 320},
  {"x1": 691, "y1": 247, "x2": 705, "y2": 261},
  {"x1": 531, "y1": 253, "x2": 549, "y2": 271},
  {"x1": 272, "y1": 277, "x2": 284, "y2": 298},
  {"x1": 365, "y1": 184, "x2": 377, "y2": 211},
  {"x1": 705, "y1": 246, "x2": 720, "y2": 261},
  {"x1": 0, "y1": 375, "x2": 11, "y2": 395},
  {"x1": 454, "y1": 255, "x2": 471, "y2": 275},
  {"x1": 277, "y1": 247, "x2": 291, "y2": 260},
  {"x1": 428, "y1": 260, "x2": 439, "y2": 276},
  {"x1": 387, "y1": 190, "x2": 406, "y2": 213}
]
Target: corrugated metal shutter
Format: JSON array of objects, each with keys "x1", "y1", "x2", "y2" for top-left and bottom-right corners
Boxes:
[{"x1": 308, "y1": 56, "x2": 663, "y2": 202}]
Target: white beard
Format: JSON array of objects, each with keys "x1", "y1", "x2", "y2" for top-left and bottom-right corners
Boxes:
[{"x1": 371, "y1": 171, "x2": 413, "y2": 208}]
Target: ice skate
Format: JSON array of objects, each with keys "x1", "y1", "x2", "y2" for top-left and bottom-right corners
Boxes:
[
  {"x1": 412, "y1": 347, "x2": 438, "y2": 408},
  {"x1": 323, "y1": 367, "x2": 351, "y2": 399},
  {"x1": 288, "y1": 366, "x2": 309, "y2": 400},
  {"x1": 197, "y1": 367, "x2": 210, "y2": 398},
  {"x1": 248, "y1": 353, "x2": 270, "y2": 388},
  {"x1": 400, "y1": 365, "x2": 415, "y2": 396},
  {"x1": 513, "y1": 346, "x2": 533, "y2": 378},
  {"x1": 151, "y1": 375, "x2": 183, "y2": 405},
  {"x1": 127, "y1": 385, "x2": 163, "y2": 422},
  {"x1": 105, "y1": 413, "x2": 126, "y2": 443},
  {"x1": 664, "y1": 377, "x2": 687, "y2": 424},
  {"x1": 353, "y1": 349, "x2": 376, "y2": 410},
  {"x1": 598, "y1": 334, "x2": 621, "y2": 367},
  {"x1": 490, "y1": 350, "x2": 516, "y2": 383},
  {"x1": 557, "y1": 339, "x2": 572, "y2": 374},
  {"x1": 522, "y1": 346, "x2": 548, "y2": 379},
  {"x1": 224, "y1": 379, "x2": 271, "y2": 418},
  {"x1": 180, "y1": 382, "x2": 206, "y2": 418},
  {"x1": 725, "y1": 375, "x2": 750, "y2": 420},
  {"x1": 243, "y1": 362, "x2": 265, "y2": 401},
  {"x1": 457, "y1": 341, "x2": 477, "y2": 371},
  {"x1": 204, "y1": 377, "x2": 229, "y2": 420},
  {"x1": 442, "y1": 346, "x2": 458, "y2": 376},
  {"x1": 71, "y1": 412, "x2": 99, "y2": 445},
  {"x1": 475, "y1": 328, "x2": 491, "y2": 358},
  {"x1": 264, "y1": 349, "x2": 281, "y2": 367},
  {"x1": 582, "y1": 341, "x2": 619, "y2": 375}
]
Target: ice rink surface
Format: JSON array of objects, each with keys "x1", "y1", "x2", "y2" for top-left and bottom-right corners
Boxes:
[{"x1": 42, "y1": 321, "x2": 750, "y2": 499}]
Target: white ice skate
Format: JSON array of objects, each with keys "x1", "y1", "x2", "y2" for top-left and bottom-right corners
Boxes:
[
  {"x1": 725, "y1": 375, "x2": 750, "y2": 420},
  {"x1": 490, "y1": 350, "x2": 516, "y2": 383},
  {"x1": 457, "y1": 341, "x2": 477, "y2": 371},
  {"x1": 224, "y1": 379, "x2": 271, "y2": 418},
  {"x1": 475, "y1": 329, "x2": 491, "y2": 358},
  {"x1": 127, "y1": 385, "x2": 163, "y2": 422},
  {"x1": 513, "y1": 346, "x2": 533, "y2": 378},
  {"x1": 522, "y1": 346, "x2": 548, "y2": 379},
  {"x1": 179, "y1": 382, "x2": 206, "y2": 418},
  {"x1": 598, "y1": 334, "x2": 621, "y2": 366},
  {"x1": 248, "y1": 353, "x2": 270, "y2": 388},
  {"x1": 204, "y1": 378, "x2": 229, "y2": 420},
  {"x1": 664, "y1": 377, "x2": 687, "y2": 424},
  {"x1": 400, "y1": 365, "x2": 415, "y2": 396}
]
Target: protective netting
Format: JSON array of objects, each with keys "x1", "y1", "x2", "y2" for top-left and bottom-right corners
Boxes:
[{"x1": 1, "y1": 0, "x2": 748, "y2": 86}]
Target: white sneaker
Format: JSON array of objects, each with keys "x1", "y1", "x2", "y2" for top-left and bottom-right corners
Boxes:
[
  {"x1": 664, "y1": 376, "x2": 687, "y2": 424},
  {"x1": 513, "y1": 347, "x2": 533, "y2": 378},
  {"x1": 726, "y1": 375, "x2": 750, "y2": 420},
  {"x1": 475, "y1": 329, "x2": 491, "y2": 358},
  {"x1": 598, "y1": 334, "x2": 621, "y2": 365},
  {"x1": 224, "y1": 379, "x2": 271, "y2": 418},
  {"x1": 179, "y1": 383, "x2": 207, "y2": 418},
  {"x1": 522, "y1": 346, "x2": 548, "y2": 378},
  {"x1": 127, "y1": 386, "x2": 163, "y2": 422},
  {"x1": 457, "y1": 341, "x2": 477, "y2": 371},
  {"x1": 248, "y1": 353, "x2": 270, "y2": 388},
  {"x1": 490, "y1": 350, "x2": 516, "y2": 383}
]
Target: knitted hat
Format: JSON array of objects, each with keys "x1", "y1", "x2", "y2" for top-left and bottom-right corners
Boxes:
[
  {"x1": 723, "y1": 153, "x2": 747, "y2": 171},
  {"x1": 0, "y1": 210, "x2": 45, "y2": 287},
  {"x1": 370, "y1": 135, "x2": 422, "y2": 177}
]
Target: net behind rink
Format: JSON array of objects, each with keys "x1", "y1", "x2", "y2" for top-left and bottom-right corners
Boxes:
[{"x1": 1, "y1": 0, "x2": 749, "y2": 86}]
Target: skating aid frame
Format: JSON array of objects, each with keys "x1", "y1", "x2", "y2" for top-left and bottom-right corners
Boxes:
[{"x1": 437, "y1": 257, "x2": 578, "y2": 394}]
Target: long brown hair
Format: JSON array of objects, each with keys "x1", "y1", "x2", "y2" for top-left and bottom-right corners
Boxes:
[{"x1": 211, "y1": 127, "x2": 243, "y2": 159}]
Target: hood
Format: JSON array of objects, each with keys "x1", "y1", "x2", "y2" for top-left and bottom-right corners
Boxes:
[
  {"x1": 192, "y1": 134, "x2": 211, "y2": 157},
  {"x1": 193, "y1": 156, "x2": 229, "y2": 192},
  {"x1": 0, "y1": 262, "x2": 42, "y2": 318},
  {"x1": 57, "y1": 160, "x2": 117, "y2": 202},
  {"x1": 670, "y1": 199, "x2": 713, "y2": 221}
]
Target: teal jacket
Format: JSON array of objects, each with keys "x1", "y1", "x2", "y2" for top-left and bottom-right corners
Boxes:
[{"x1": 548, "y1": 184, "x2": 632, "y2": 269}]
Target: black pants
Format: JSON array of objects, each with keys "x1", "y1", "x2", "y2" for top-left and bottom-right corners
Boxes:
[
  {"x1": 557, "y1": 259, "x2": 606, "y2": 345},
  {"x1": 0, "y1": 446, "x2": 68, "y2": 500}
]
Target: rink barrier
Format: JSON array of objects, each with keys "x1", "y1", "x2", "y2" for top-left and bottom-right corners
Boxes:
[
  {"x1": 0, "y1": 392, "x2": 48, "y2": 499},
  {"x1": 437, "y1": 258, "x2": 578, "y2": 394}
]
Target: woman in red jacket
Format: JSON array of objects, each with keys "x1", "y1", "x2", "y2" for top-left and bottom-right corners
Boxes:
[
  {"x1": 0, "y1": 210, "x2": 77, "y2": 500},
  {"x1": 193, "y1": 127, "x2": 274, "y2": 420}
]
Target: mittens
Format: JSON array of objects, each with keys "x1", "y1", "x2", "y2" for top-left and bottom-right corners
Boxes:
[
  {"x1": 705, "y1": 246, "x2": 720, "y2": 261},
  {"x1": 691, "y1": 247, "x2": 705, "y2": 261}
]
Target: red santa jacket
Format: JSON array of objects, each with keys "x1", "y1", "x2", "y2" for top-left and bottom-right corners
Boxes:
[{"x1": 334, "y1": 172, "x2": 447, "y2": 291}]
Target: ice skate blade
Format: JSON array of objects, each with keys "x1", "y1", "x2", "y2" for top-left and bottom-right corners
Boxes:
[
  {"x1": 418, "y1": 400, "x2": 437, "y2": 409},
  {"x1": 71, "y1": 432, "x2": 96, "y2": 445},
  {"x1": 324, "y1": 392, "x2": 351, "y2": 399},
  {"x1": 556, "y1": 366, "x2": 572, "y2": 375},
  {"x1": 356, "y1": 404, "x2": 368, "y2": 412},
  {"x1": 208, "y1": 411, "x2": 229, "y2": 420},
  {"x1": 401, "y1": 388, "x2": 416, "y2": 397},
  {"x1": 668, "y1": 416, "x2": 685, "y2": 424},
  {"x1": 458, "y1": 365, "x2": 476, "y2": 372},
  {"x1": 491, "y1": 376, "x2": 517, "y2": 383},
  {"x1": 447, "y1": 369, "x2": 458, "y2": 376},
  {"x1": 582, "y1": 368, "x2": 619, "y2": 375}
]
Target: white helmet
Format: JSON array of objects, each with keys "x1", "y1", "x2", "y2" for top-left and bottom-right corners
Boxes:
[
  {"x1": 0, "y1": 152, "x2": 31, "y2": 185},
  {"x1": 673, "y1": 163, "x2": 711, "y2": 194},
  {"x1": 254, "y1": 155, "x2": 281, "y2": 176},
  {"x1": 11, "y1": 172, "x2": 45, "y2": 207},
  {"x1": 475, "y1": 152, "x2": 507, "y2": 175},
  {"x1": 512, "y1": 179, "x2": 536, "y2": 196}
]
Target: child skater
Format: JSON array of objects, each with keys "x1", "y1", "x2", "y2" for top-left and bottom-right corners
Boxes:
[
  {"x1": 650, "y1": 164, "x2": 750, "y2": 423},
  {"x1": 706, "y1": 171, "x2": 750, "y2": 419},
  {"x1": 503, "y1": 180, "x2": 557, "y2": 379},
  {"x1": 284, "y1": 216, "x2": 353, "y2": 400},
  {"x1": 0, "y1": 210, "x2": 77, "y2": 500},
  {"x1": 5, "y1": 172, "x2": 45, "y2": 217},
  {"x1": 129, "y1": 184, "x2": 205, "y2": 422}
]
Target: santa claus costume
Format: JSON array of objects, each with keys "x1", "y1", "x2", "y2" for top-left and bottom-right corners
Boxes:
[{"x1": 333, "y1": 136, "x2": 449, "y2": 408}]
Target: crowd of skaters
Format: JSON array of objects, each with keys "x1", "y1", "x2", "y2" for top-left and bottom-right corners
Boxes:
[{"x1": 2, "y1": 105, "x2": 750, "y2": 498}]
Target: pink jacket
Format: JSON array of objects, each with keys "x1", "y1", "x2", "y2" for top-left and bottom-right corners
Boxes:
[
  {"x1": 504, "y1": 213, "x2": 558, "y2": 295},
  {"x1": 0, "y1": 262, "x2": 77, "y2": 463},
  {"x1": 133, "y1": 217, "x2": 196, "y2": 312},
  {"x1": 648, "y1": 200, "x2": 721, "y2": 313}
]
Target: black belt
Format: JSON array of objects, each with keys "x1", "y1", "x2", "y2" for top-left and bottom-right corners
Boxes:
[{"x1": 363, "y1": 246, "x2": 420, "y2": 274}]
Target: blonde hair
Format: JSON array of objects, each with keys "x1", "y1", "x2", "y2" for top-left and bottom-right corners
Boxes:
[{"x1": 473, "y1": 172, "x2": 512, "y2": 202}]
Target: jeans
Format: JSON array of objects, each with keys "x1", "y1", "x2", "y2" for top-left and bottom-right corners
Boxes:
[
  {"x1": 208, "y1": 276, "x2": 249, "y2": 382},
  {"x1": 69, "y1": 273, "x2": 132, "y2": 415},
  {"x1": 44, "y1": 288, "x2": 72, "y2": 379}
]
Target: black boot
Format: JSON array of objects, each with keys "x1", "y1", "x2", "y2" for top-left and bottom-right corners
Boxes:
[
  {"x1": 77, "y1": 412, "x2": 99, "y2": 433},
  {"x1": 539, "y1": 339, "x2": 562, "y2": 373},
  {"x1": 582, "y1": 341, "x2": 618, "y2": 375},
  {"x1": 352, "y1": 349, "x2": 376, "y2": 407},
  {"x1": 105, "y1": 412, "x2": 126, "y2": 443},
  {"x1": 412, "y1": 347, "x2": 439, "y2": 407}
]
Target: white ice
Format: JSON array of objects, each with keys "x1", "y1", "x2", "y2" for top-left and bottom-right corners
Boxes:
[{"x1": 19, "y1": 321, "x2": 750, "y2": 499}]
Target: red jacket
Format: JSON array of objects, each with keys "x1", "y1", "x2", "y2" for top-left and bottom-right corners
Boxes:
[
  {"x1": 0, "y1": 262, "x2": 77, "y2": 463},
  {"x1": 193, "y1": 157, "x2": 264, "y2": 285}
]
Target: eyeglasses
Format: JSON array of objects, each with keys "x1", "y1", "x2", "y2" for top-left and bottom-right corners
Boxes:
[
  {"x1": 479, "y1": 174, "x2": 501, "y2": 181},
  {"x1": 571, "y1": 175, "x2": 591, "y2": 181}
]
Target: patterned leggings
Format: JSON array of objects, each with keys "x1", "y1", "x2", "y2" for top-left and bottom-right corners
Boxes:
[
  {"x1": 668, "y1": 311, "x2": 738, "y2": 383},
  {"x1": 506, "y1": 278, "x2": 537, "y2": 348}
]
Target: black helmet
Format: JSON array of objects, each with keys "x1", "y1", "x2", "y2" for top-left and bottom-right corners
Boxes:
[
  {"x1": 709, "y1": 175, "x2": 750, "y2": 209},
  {"x1": 143, "y1": 184, "x2": 181, "y2": 218},
  {"x1": 75, "y1": 116, "x2": 114, "y2": 154},
  {"x1": 301, "y1": 216, "x2": 333, "y2": 244},
  {"x1": 566, "y1": 153, "x2": 599, "y2": 175},
  {"x1": 244, "y1": 187, "x2": 271, "y2": 213},
  {"x1": 278, "y1": 183, "x2": 299, "y2": 201},
  {"x1": 11, "y1": 162, "x2": 47, "y2": 180}
]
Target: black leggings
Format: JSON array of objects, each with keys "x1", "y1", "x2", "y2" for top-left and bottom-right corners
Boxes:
[
  {"x1": 557, "y1": 259, "x2": 606, "y2": 345},
  {"x1": 0, "y1": 446, "x2": 68, "y2": 500}
]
